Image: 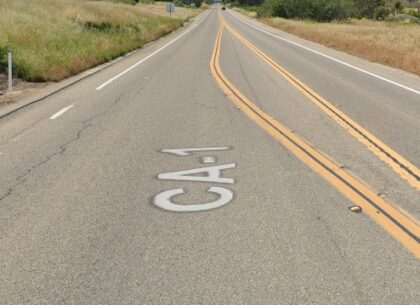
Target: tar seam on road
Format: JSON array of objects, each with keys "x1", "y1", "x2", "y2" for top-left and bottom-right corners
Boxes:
[
  {"x1": 222, "y1": 21, "x2": 420, "y2": 190},
  {"x1": 228, "y1": 10, "x2": 420, "y2": 96},
  {"x1": 211, "y1": 15, "x2": 420, "y2": 258}
]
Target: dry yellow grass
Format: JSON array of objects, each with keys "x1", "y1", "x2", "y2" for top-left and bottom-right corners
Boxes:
[{"x1": 234, "y1": 8, "x2": 420, "y2": 76}]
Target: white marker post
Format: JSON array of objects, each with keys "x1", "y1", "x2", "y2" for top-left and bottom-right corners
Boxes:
[
  {"x1": 8, "y1": 52, "x2": 12, "y2": 92},
  {"x1": 166, "y1": 2, "x2": 175, "y2": 17}
]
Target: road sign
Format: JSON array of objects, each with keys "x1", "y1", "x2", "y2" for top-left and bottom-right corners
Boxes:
[{"x1": 166, "y1": 2, "x2": 175, "y2": 16}]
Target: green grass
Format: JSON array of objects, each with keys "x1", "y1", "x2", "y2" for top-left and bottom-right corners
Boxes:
[{"x1": 0, "y1": 0, "x2": 193, "y2": 82}]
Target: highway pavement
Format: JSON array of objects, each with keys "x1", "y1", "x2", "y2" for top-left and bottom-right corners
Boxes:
[{"x1": 0, "y1": 7, "x2": 419, "y2": 305}]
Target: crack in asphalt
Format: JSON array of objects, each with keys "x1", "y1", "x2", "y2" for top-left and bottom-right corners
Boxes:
[
  {"x1": 0, "y1": 121, "x2": 90, "y2": 204},
  {"x1": 316, "y1": 214, "x2": 369, "y2": 304},
  {"x1": 0, "y1": 94, "x2": 126, "y2": 204}
]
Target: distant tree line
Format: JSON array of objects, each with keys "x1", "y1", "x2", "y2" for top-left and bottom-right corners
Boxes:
[
  {"x1": 173, "y1": 0, "x2": 204, "y2": 8},
  {"x1": 113, "y1": 0, "x2": 205, "y2": 8},
  {"x1": 147, "y1": 0, "x2": 204, "y2": 8},
  {"x1": 225, "y1": 0, "x2": 417, "y2": 21}
]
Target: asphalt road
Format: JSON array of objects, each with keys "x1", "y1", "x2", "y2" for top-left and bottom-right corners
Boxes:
[{"x1": 1, "y1": 7, "x2": 419, "y2": 305}]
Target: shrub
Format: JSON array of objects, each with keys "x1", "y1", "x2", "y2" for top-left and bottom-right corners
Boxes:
[
  {"x1": 193, "y1": 0, "x2": 203, "y2": 8},
  {"x1": 408, "y1": 10, "x2": 420, "y2": 18},
  {"x1": 173, "y1": 0, "x2": 203, "y2": 8},
  {"x1": 353, "y1": 0, "x2": 385, "y2": 18},
  {"x1": 258, "y1": 0, "x2": 314, "y2": 19},
  {"x1": 0, "y1": 46, "x2": 9, "y2": 74},
  {"x1": 311, "y1": 0, "x2": 354, "y2": 22},
  {"x1": 258, "y1": 0, "x2": 353, "y2": 21},
  {"x1": 233, "y1": 0, "x2": 264, "y2": 5},
  {"x1": 394, "y1": 1, "x2": 403, "y2": 13},
  {"x1": 373, "y1": 5, "x2": 391, "y2": 20},
  {"x1": 110, "y1": 0, "x2": 139, "y2": 4}
]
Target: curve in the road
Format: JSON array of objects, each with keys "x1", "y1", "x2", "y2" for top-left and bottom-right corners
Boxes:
[
  {"x1": 210, "y1": 16, "x2": 420, "y2": 258},
  {"x1": 223, "y1": 19, "x2": 420, "y2": 191},
  {"x1": 227, "y1": 10, "x2": 420, "y2": 96}
]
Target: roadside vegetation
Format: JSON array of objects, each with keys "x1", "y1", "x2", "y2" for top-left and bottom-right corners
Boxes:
[
  {"x1": 260, "y1": 17, "x2": 420, "y2": 75},
  {"x1": 229, "y1": 0, "x2": 420, "y2": 75},
  {"x1": 0, "y1": 0, "x2": 203, "y2": 83},
  {"x1": 229, "y1": 0, "x2": 420, "y2": 21}
]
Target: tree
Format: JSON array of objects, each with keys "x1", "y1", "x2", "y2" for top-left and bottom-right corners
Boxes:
[
  {"x1": 373, "y1": 5, "x2": 391, "y2": 19},
  {"x1": 394, "y1": 0, "x2": 403, "y2": 13},
  {"x1": 237, "y1": 0, "x2": 264, "y2": 6},
  {"x1": 407, "y1": 0, "x2": 420, "y2": 13},
  {"x1": 352, "y1": 0, "x2": 385, "y2": 18},
  {"x1": 257, "y1": 0, "x2": 354, "y2": 21},
  {"x1": 193, "y1": 0, "x2": 203, "y2": 7},
  {"x1": 312, "y1": 0, "x2": 354, "y2": 21}
]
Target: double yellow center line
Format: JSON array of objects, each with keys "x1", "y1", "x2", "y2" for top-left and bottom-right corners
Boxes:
[
  {"x1": 223, "y1": 21, "x2": 420, "y2": 190},
  {"x1": 210, "y1": 15, "x2": 420, "y2": 258}
]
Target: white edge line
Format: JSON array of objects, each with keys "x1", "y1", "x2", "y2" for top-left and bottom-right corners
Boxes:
[
  {"x1": 50, "y1": 105, "x2": 74, "y2": 120},
  {"x1": 95, "y1": 11, "x2": 210, "y2": 91},
  {"x1": 228, "y1": 10, "x2": 420, "y2": 96}
]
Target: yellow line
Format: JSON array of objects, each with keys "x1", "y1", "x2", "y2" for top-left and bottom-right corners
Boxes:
[
  {"x1": 210, "y1": 16, "x2": 420, "y2": 258},
  {"x1": 223, "y1": 20, "x2": 420, "y2": 191}
]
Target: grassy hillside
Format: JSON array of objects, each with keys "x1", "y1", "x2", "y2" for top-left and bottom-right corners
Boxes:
[
  {"x1": 262, "y1": 17, "x2": 420, "y2": 76},
  {"x1": 234, "y1": 8, "x2": 420, "y2": 76},
  {"x1": 0, "y1": 0, "x2": 201, "y2": 82}
]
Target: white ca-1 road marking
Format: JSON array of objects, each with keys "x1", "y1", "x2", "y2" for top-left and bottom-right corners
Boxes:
[
  {"x1": 155, "y1": 146, "x2": 235, "y2": 212},
  {"x1": 161, "y1": 147, "x2": 230, "y2": 156},
  {"x1": 158, "y1": 163, "x2": 236, "y2": 184},
  {"x1": 153, "y1": 187, "x2": 233, "y2": 212},
  {"x1": 201, "y1": 156, "x2": 216, "y2": 164}
]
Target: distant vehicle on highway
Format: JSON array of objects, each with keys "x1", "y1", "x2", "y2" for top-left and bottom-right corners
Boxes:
[{"x1": 222, "y1": 6, "x2": 226, "y2": 10}]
